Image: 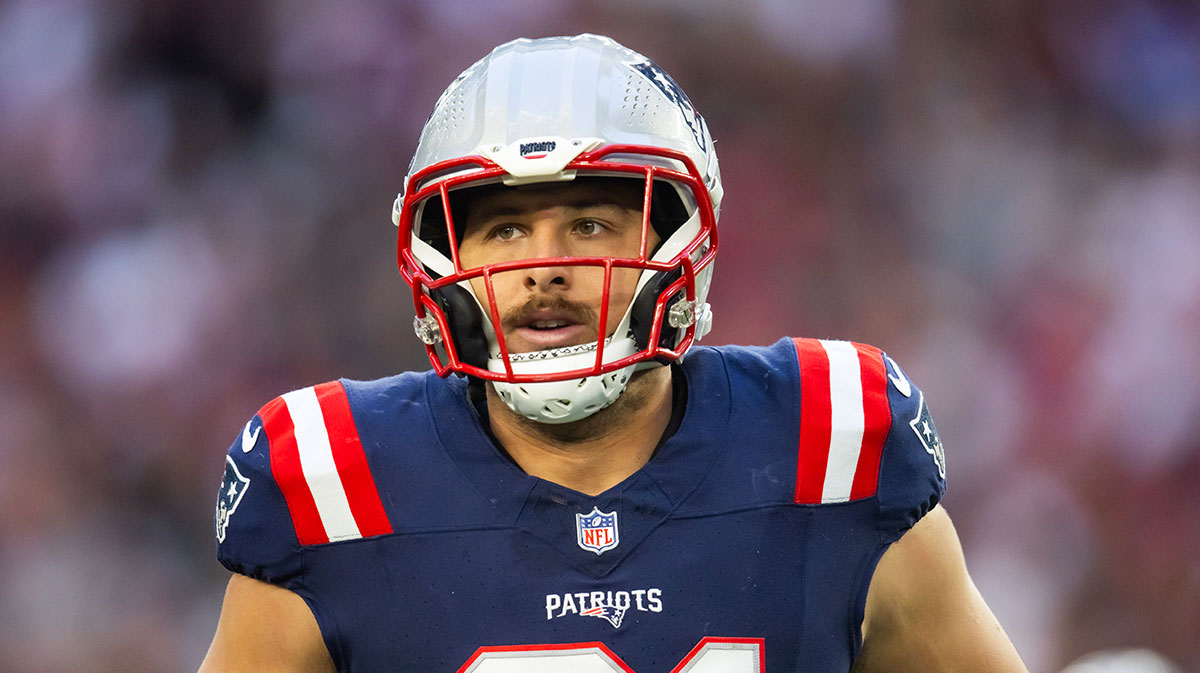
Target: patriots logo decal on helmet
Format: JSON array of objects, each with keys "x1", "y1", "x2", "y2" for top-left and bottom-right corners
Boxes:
[{"x1": 631, "y1": 61, "x2": 709, "y2": 156}]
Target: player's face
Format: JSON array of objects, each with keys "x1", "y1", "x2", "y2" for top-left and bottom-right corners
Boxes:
[{"x1": 456, "y1": 180, "x2": 657, "y2": 355}]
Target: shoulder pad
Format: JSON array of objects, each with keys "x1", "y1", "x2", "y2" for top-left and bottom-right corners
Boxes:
[
  {"x1": 788, "y1": 338, "x2": 945, "y2": 537},
  {"x1": 790, "y1": 338, "x2": 893, "y2": 505},
  {"x1": 215, "y1": 380, "x2": 393, "y2": 581},
  {"x1": 874, "y1": 351, "x2": 947, "y2": 540}
]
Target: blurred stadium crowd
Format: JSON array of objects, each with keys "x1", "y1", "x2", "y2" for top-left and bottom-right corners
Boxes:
[{"x1": 1, "y1": 0, "x2": 1197, "y2": 671}]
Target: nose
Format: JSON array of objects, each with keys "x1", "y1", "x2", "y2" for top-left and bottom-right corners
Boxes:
[
  {"x1": 521, "y1": 229, "x2": 572, "y2": 291},
  {"x1": 523, "y1": 263, "x2": 569, "y2": 291}
]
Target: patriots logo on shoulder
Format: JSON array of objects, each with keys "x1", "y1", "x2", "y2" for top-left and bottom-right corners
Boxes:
[
  {"x1": 215, "y1": 456, "x2": 250, "y2": 543},
  {"x1": 576, "y1": 507, "x2": 619, "y2": 555},
  {"x1": 909, "y1": 392, "x2": 947, "y2": 481}
]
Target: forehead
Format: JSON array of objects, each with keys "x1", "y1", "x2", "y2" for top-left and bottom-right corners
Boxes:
[{"x1": 460, "y1": 178, "x2": 645, "y2": 222}]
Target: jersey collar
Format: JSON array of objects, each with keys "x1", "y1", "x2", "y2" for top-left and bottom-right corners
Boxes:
[{"x1": 428, "y1": 347, "x2": 732, "y2": 572}]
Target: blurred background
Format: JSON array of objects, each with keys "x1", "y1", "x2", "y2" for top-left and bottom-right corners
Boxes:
[{"x1": 1, "y1": 0, "x2": 1198, "y2": 671}]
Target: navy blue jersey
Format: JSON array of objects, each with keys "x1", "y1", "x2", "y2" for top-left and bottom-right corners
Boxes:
[{"x1": 214, "y1": 338, "x2": 946, "y2": 672}]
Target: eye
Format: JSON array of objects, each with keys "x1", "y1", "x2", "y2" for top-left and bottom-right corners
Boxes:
[
  {"x1": 575, "y1": 220, "x2": 604, "y2": 236},
  {"x1": 492, "y1": 225, "x2": 521, "y2": 241}
]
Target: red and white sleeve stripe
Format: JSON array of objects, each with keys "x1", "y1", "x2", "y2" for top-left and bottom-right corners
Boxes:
[
  {"x1": 792, "y1": 338, "x2": 892, "y2": 505},
  {"x1": 259, "y1": 381, "x2": 393, "y2": 545}
]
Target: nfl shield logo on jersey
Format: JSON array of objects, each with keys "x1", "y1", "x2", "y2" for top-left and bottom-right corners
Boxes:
[{"x1": 576, "y1": 507, "x2": 619, "y2": 555}]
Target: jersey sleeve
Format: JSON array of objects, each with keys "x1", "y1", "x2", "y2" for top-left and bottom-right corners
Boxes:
[
  {"x1": 213, "y1": 399, "x2": 304, "y2": 584},
  {"x1": 214, "y1": 380, "x2": 396, "y2": 583},
  {"x1": 874, "y1": 351, "x2": 947, "y2": 543},
  {"x1": 788, "y1": 338, "x2": 946, "y2": 542}
]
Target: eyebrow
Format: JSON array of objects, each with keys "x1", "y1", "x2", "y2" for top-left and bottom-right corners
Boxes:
[{"x1": 470, "y1": 198, "x2": 639, "y2": 223}]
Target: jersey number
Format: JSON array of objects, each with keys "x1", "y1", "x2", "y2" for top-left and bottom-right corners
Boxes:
[{"x1": 458, "y1": 637, "x2": 764, "y2": 673}]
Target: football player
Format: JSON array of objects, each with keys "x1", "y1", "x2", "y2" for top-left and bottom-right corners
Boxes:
[{"x1": 200, "y1": 34, "x2": 1028, "y2": 673}]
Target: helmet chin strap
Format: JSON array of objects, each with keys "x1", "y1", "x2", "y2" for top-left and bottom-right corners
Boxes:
[{"x1": 488, "y1": 334, "x2": 643, "y2": 424}]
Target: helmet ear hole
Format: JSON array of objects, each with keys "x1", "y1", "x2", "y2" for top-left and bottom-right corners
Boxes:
[
  {"x1": 431, "y1": 284, "x2": 490, "y2": 369},
  {"x1": 629, "y1": 269, "x2": 684, "y2": 352}
]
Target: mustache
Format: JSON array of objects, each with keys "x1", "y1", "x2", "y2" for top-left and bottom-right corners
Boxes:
[{"x1": 499, "y1": 296, "x2": 598, "y2": 333}]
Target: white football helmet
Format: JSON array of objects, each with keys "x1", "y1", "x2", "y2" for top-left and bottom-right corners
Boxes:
[{"x1": 394, "y1": 34, "x2": 722, "y2": 424}]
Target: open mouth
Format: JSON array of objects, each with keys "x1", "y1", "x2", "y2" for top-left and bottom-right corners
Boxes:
[
  {"x1": 500, "y1": 299, "x2": 600, "y2": 355},
  {"x1": 528, "y1": 319, "x2": 571, "y2": 330},
  {"x1": 513, "y1": 320, "x2": 590, "y2": 350},
  {"x1": 505, "y1": 308, "x2": 594, "y2": 352}
]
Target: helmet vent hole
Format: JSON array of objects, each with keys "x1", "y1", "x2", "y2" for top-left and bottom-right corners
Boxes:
[{"x1": 518, "y1": 386, "x2": 530, "y2": 397}]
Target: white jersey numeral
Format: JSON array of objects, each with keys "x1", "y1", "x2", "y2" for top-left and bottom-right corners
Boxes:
[{"x1": 458, "y1": 637, "x2": 763, "y2": 673}]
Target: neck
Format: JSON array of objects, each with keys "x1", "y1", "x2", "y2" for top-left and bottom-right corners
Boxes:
[{"x1": 485, "y1": 366, "x2": 674, "y2": 496}]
